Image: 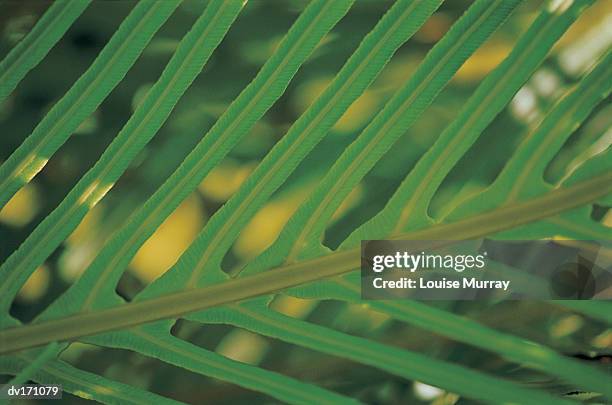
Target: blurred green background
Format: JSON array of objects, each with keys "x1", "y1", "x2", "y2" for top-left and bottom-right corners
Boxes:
[{"x1": 1, "y1": 0, "x2": 610, "y2": 403}]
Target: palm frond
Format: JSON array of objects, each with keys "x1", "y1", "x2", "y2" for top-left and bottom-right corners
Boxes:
[{"x1": 1, "y1": 0, "x2": 610, "y2": 403}]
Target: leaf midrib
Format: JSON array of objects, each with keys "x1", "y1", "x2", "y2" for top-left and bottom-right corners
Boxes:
[{"x1": 1, "y1": 170, "x2": 609, "y2": 354}]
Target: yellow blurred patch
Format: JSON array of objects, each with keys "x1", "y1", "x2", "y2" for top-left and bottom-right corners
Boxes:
[
  {"x1": 67, "y1": 205, "x2": 103, "y2": 246},
  {"x1": 59, "y1": 206, "x2": 104, "y2": 281},
  {"x1": 333, "y1": 91, "x2": 379, "y2": 133},
  {"x1": 293, "y1": 76, "x2": 379, "y2": 133},
  {"x1": 216, "y1": 329, "x2": 268, "y2": 365},
  {"x1": 605, "y1": 210, "x2": 612, "y2": 227},
  {"x1": 73, "y1": 391, "x2": 93, "y2": 400},
  {"x1": 271, "y1": 295, "x2": 316, "y2": 319},
  {"x1": 234, "y1": 183, "x2": 361, "y2": 261},
  {"x1": 592, "y1": 329, "x2": 612, "y2": 349},
  {"x1": 414, "y1": 12, "x2": 452, "y2": 44},
  {"x1": 198, "y1": 159, "x2": 254, "y2": 202},
  {"x1": 293, "y1": 76, "x2": 331, "y2": 115},
  {"x1": 16, "y1": 265, "x2": 50, "y2": 303},
  {"x1": 345, "y1": 302, "x2": 390, "y2": 330},
  {"x1": 454, "y1": 42, "x2": 512, "y2": 83},
  {"x1": 551, "y1": 314, "x2": 583, "y2": 338},
  {"x1": 233, "y1": 188, "x2": 311, "y2": 260},
  {"x1": 378, "y1": 54, "x2": 420, "y2": 85},
  {"x1": 0, "y1": 183, "x2": 40, "y2": 227},
  {"x1": 129, "y1": 194, "x2": 205, "y2": 283}
]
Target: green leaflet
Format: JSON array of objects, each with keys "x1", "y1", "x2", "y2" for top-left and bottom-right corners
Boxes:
[
  {"x1": 0, "y1": 0, "x2": 244, "y2": 315},
  {"x1": 0, "y1": 0, "x2": 91, "y2": 104},
  {"x1": 0, "y1": 354, "x2": 182, "y2": 404},
  {"x1": 445, "y1": 51, "x2": 612, "y2": 220},
  {"x1": 8, "y1": 319, "x2": 354, "y2": 404},
  {"x1": 5, "y1": 343, "x2": 58, "y2": 387},
  {"x1": 216, "y1": 0, "x2": 519, "y2": 288},
  {"x1": 165, "y1": 0, "x2": 445, "y2": 286},
  {"x1": 447, "y1": 51, "x2": 612, "y2": 241},
  {"x1": 188, "y1": 303, "x2": 571, "y2": 405},
  {"x1": 84, "y1": 324, "x2": 357, "y2": 405},
  {"x1": 345, "y1": 0, "x2": 596, "y2": 244},
  {"x1": 0, "y1": 0, "x2": 180, "y2": 208},
  {"x1": 328, "y1": 278, "x2": 612, "y2": 398},
  {"x1": 268, "y1": 0, "x2": 522, "y2": 263},
  {"x1": 40, "y1": 0, "x2": 355, "y2": 313}
]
